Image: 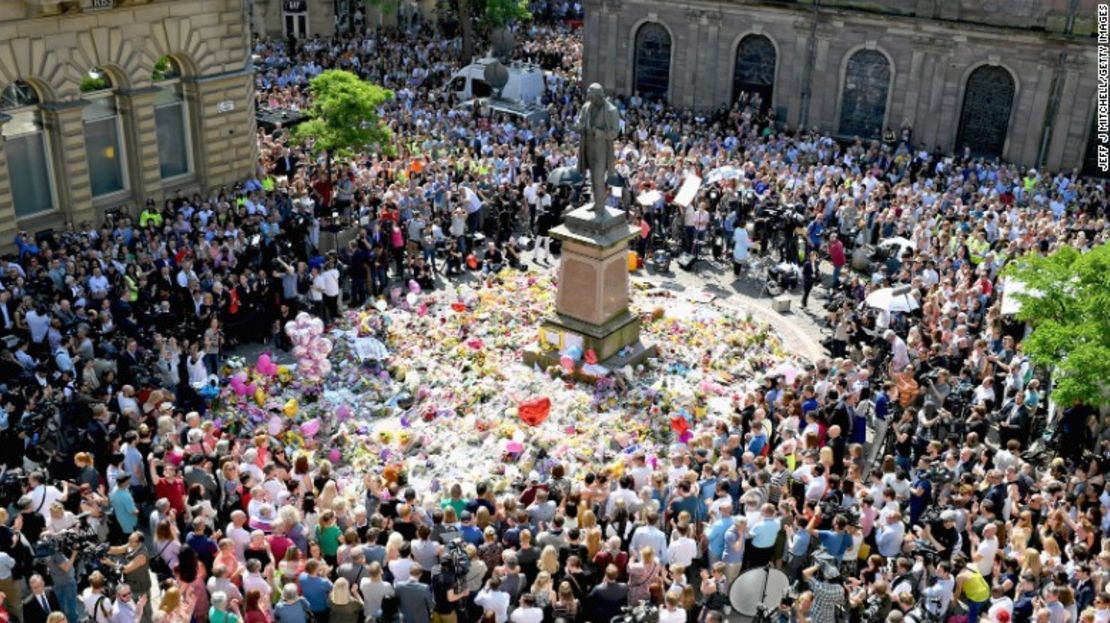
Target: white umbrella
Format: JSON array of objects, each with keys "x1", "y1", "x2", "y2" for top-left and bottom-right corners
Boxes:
[
  {"x1": 866, "y1": 286, "x2": 919, "y2": 313},
  {"x1": 705, "y1": 166, "x2": 743, "y2": 185},
  {"x1": 878, "y1": 237, "x2": 915, "y2": 256}
]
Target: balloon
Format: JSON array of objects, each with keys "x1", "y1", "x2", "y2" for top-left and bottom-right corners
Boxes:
[
  {"x1": 300, "y1": 418, "x2": 321, "y2": 438},
  {"x1": 408, "y1": 280, "x2": 421, "y2": 294},
  {"x1": 283, "y1": 398, "x2": 299, "y2": 417},
  {"x1": 257, "y1": 353, "x2": 275, "y2": 375},
  {"x1": 336, "y1": 405, "x2": 352, "y2": 421},
  {"x1": 245, "y1": 383, "x2": 257, "y2": 397},
  {"x1": 559, "y1": 354, "x2": 575, "y2": 372},
  {"x1": 231, "y1": 380, "x2": 248, "y2": 396},
  {"x1": 327, "y1": 448, "x2": 342, "y2": 462},
  {"x1": 254, "y1": 387, "x2": 266, "y2": 406},
  {"x1": 268, "y1": 416, "x2": 284, "y2": 436},
  {"x1": 518, "y1": 397, "x2": 551, "y2": 426},
  {"x1": 405, "y1": 293, "x2": 417, "y2": 307}
]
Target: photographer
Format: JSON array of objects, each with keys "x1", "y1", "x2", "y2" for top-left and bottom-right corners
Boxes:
[
  {"x1": 101, "y1": 533, "x2": 153, "y2": 623},
  {"x1": 801, "y1": 562, "x2": 846, "y2": 623},
  {"x1": 430, "y1": 557, "x2": 468, "y2": 623},
  {"x1": 918, "y1": 510, "x2": 961, "y2": 563}
]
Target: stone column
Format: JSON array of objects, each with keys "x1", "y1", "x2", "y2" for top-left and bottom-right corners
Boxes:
[
  {"x1": 0, "y1": 113, "x2": 16, "y2": 245},
  {"x1": 117, "y1": 86, "x2": 164, "y2": 204},
  {"x1": 40, "y1": 100, "x2": 95, "y2": 227},
  {"x1": 185, "y1": 68, "x2": 258, "y2": 192}
]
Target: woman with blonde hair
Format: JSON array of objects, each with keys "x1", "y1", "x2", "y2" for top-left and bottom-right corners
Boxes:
[
  {"x1": 317, "y1": 481, "x2": 339, "y2": 512},
  {"x1": 1020, "y1": 547, "x2": 1043, "y2": 580},
  {"x1": 627, "y1": 547, "x2": 666, "y2": 606},
  {"x1": 538, "y1": 545, "x2": 560, "y2": 576},
  {"x1": 327, "y1": 578, "x2": 362, "y2": 623},
  {"x1": 550, "y1": 581, "x2": 579, "y2": 621},
  {"x1": 530, "y1": 572, "x2": 557, "y2": 611},
  {"x1": 585, "y1": 526, "x2": 603, "y2": 563}
]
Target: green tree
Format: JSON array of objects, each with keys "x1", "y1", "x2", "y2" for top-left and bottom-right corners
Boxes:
[
  {"x1": 292, "y1": 70, "x2": 394, "y2": 173},
  {"x1": 1004, "y1": 242, "x2": 1110, "y2": 407}
]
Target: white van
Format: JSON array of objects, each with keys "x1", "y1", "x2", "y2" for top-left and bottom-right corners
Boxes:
[{"x1": 447, "y1": 57, "x2": 545, "y2": 105}]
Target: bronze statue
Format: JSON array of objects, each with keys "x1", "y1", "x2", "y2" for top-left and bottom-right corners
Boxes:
[{"x1": 576, "y1": 83, "x2": 621, "y2": 213}]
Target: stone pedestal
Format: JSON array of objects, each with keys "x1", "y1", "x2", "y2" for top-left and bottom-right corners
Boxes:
[{"x1": 524, "y1": 204, "x2": 657, "y2": 373}]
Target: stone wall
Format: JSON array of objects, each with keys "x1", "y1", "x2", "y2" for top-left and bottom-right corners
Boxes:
[
  {"x1": 582, "y1": 0, "x2": 1097, "y2": 173},
  {"x1": 0, "y1": 0, "x2": 257, "y2": 245}
]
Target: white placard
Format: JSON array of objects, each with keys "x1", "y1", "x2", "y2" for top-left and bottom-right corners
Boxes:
[
  {"x1": 674, "y1": 175, "x2": 702, "y2": 207},
  {"x1": 216, "y1": 100, "x2": 236, "y2": 114}
]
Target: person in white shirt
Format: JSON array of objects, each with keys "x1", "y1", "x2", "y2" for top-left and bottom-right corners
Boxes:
[
  {"x1": 27, "y1": 472, "x2": 68, "y2": 519},
  {"x1": 665, "y1": 524, "x2": 697, "y2": 567},
  {"x1": 226, "y1": 511, "x2": 252, "y2": 561},
  {"x1": 658, "y1": 591, "x2": 687, "y2": 623},
  {"x1": 474, "y1": 576, "x2": 510, "y2": 623},
  {"x1": 109, "y1": 584, "x2": 147, "y2": 623},
  {"x1": 972, "y1": 522, "x2": 1000, "y2": 577},
  {"x1": 509, "y1": 593, "x2": 544, "y2": 623}
]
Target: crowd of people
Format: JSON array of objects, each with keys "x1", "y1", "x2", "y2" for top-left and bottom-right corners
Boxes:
[{"x1": 1, "y1": 3, "x2": 1109, "y2": 623}]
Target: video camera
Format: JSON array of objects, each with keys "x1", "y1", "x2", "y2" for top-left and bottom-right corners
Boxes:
[{"x1": 439, "y1": 539, "x2": 470, "y2": 590}]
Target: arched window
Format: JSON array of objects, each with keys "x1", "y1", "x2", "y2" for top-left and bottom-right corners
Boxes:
[
  {"x1": 153, "y1": 57, "x2": 192, "y2": 179},
  {"x1": 956, "y1": 65, "x2": 1015, "y2": 160},
  {"x1": 1083, "y1": 113, "x2": 1107, "y2": 178},
  {"x1": 81, "y1": 68, "x2": 127, "y2": 197},
  {"x1": 732, "y1": 35, "x2": 776, "y2": 112},
  {"x1": 837, "y1": 49, "x2": 891, "y2": 141},
  {"x1": 1, "y1": 81, "x2": 55, "y2": 217},
  {"x1": 633, "y1": 23, "x2": 671, "y2": 101}
]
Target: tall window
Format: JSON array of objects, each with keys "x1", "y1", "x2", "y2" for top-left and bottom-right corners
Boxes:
[
  {"x1": 633, "y1": 23, "x2": 671, "y2": 101},
  {"x1": 956, "y1": 65, "x2": 1015, "y2": 160},
  {"x1": 1, "y1": 81, "x2": 55, "y2": 217},
  {"x1": 838, "y1": 50, "x2": 892, "y2": 141},
  {"x1": 732, "y1": 35, "x2": 776, "y2": 112},
  {"x1": 81, "y1": 68, "x2": 127, "y2": 198},
  {"x1": 153, "y1": 57, "x2": 191, "y2": 179}
]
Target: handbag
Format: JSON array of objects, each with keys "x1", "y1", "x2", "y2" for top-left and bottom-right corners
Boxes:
[{"x1": 149, "y1": 541, "x2": 174, "y2": 580}]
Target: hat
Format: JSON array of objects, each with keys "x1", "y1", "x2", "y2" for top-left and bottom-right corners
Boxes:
[
  {"x1": 461, "y1": 510, "x2": 473, "y2": 522},
  {"x1": 940, "y1": 510, "x2": 957, "y2": 522}
]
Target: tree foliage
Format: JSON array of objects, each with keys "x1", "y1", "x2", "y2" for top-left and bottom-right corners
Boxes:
[
  {"x1": 293, "y1": 70, "x2": 394, "y2": 169},
  {"x1": 1004, "y1": 242, "x2": 1110, "y2": 407},
  {"x1": 480, "y1": 0, "x2": 531, "y2": 29}
]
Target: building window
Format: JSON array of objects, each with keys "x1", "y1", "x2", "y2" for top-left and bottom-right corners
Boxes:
[
  {"x1": 284, "y1": 0, "x2": 308, "y2": 38},
  {"x1": 956, "y1": 65, "x2": 1015, "y2": 160},
  {"x1": 633, "y1": 22, "x2": 670, "y2": 101},
  {"x1": 81, "y1": 69, "x2": 127, "y2": 198},
  {"x1": 838, "y1": 49, "x2": 891, "y2": 141},
  {"x1": 153, "y1": 57, "x2": 192, "y2": 179},
  {"x1": 732, "y1": 35, "x2": 776, "y2": 112},
  {"x1": 1, "y1": 81, "x2": 56, "y2": 218}
]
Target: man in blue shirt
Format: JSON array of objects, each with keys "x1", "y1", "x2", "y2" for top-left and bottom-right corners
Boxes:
[
  {"x1": 909, "y1": 458, "x2": 933, "y2": 528},
  {"x1": 298, "y1": 560, "x2": 333, "y2": 618},
  {"x1": 869, "y1": 381, "x2": 894, "y2": 465},
  {"x1": 459, "y1": 511, "x2": 482, "y2": 545},
  {"x1": 109, "y1": 475, "x2": 139, "y2": 534},
  {"x1": 748, "y1": 504, "x2": 782, "y2": 568},
  {"x1": 722, "y1": 517, "x2": 747, "y2": 587},
  {"x1": 706, "y1": 502, "x2": 734, "y2": 565}
]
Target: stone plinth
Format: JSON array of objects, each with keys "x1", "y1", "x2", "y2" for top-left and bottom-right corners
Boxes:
[{"x1": 523, "y1": 204, "x2": 657, "y2": 373}]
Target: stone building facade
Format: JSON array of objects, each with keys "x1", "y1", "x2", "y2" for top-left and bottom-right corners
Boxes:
[
  {"x1": 582, "y1": 0, "x2": 1100, "y2": 174},
  {"x1": 0, "y1": 0, "x2": 257, "y2": 245},
  {"x1": 248, "y1": 0, "x2": 437, "y2": 38}
]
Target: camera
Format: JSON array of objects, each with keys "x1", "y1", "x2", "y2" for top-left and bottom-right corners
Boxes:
[{"x1": 439, "y1": 539, "x2": 470, "y2": 589}]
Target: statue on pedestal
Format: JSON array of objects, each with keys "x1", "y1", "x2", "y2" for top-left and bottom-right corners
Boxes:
[{"x1": 576, "y1": 83, "x2": 621, "y2": 214}]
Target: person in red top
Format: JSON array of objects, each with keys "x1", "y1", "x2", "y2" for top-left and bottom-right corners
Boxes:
[
  {"x1": 150, "y1": 455, "x2": 188, "y2": 517},
  {"x1": 828, "y1": 233, "x2": 846, "y2": 289}
]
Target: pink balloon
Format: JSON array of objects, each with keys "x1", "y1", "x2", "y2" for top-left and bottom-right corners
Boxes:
[
  {"x1": 300, "y1": 418, "x2": 321, "y2": 438},
  {"x1": 560, "y1": 354, "x2": 575, "y2": 372},
  {"x1": 268, "y1": 416, "x2": 284, "y2": 436},
  {"x1": 245, "y1": 383, "x2": 257, "y2": 396},
  {"x1": 408, "y1": 280, "x2": 421, "y2": 294},
  {"x1": 327, "y1": 448, "x2": 342, "y2": 462},
  {"x1": 292, "y1": 346, "x2": 308, "y2": 359}
]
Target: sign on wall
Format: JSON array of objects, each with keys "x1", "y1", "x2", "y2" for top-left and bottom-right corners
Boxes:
[
  {"x1": 216, "y1": 100, "x2": 235, "y2": 114},
  {"x1": 283, "y1": 0, "x2": 307, "y2": 12},
  {"x1": 89, "y1": 0, "x2": 115, "y2": 10}
]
